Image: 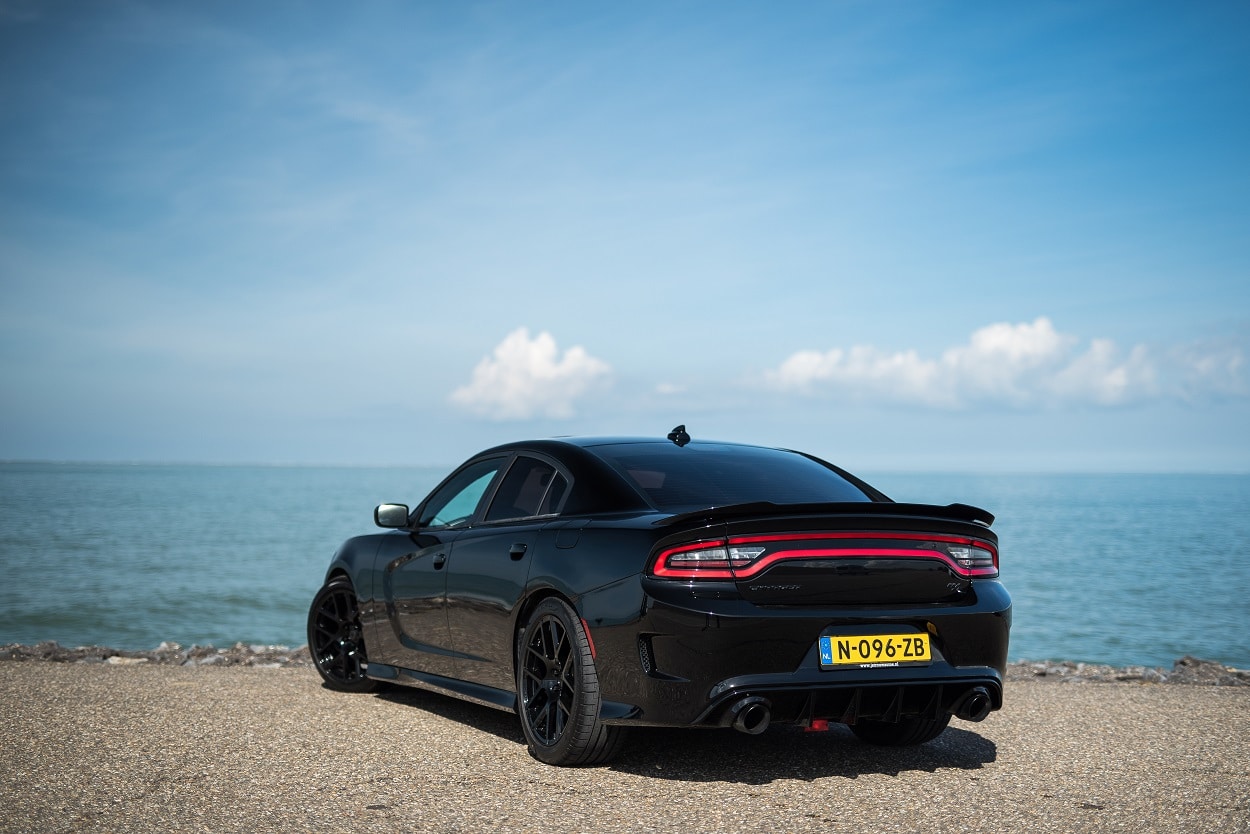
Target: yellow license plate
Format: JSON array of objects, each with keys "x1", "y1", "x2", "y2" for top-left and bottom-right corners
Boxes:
[{"x1": 819, "y1": 633, "x2": 931, "y2": 668}]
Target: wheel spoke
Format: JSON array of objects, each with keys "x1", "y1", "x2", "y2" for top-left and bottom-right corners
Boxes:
[
  {"x1": 541, "y1": 620, "x2": 557, "y2": 662},
  {"x1": 524, "y1": 643, "x2": 547, "y2": 668},
  {"x1": 545, "y1": 694, "x2": 561, "y2": 741}
]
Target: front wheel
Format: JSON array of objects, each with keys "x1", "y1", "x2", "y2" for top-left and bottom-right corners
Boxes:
[
  {"x1": 849, "y1": 714, "x2": 951, "y2": 746},
  {"x1": 307, "y1": 576, "x2": 377, "y2": 693},
  {"x1": 516, "y1": 598, "x2": 626, "y2": 766}
]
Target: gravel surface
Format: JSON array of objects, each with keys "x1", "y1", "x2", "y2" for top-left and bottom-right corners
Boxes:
[{"x1": 1, "y1": 656, "x2": 1246, "y2": 833}]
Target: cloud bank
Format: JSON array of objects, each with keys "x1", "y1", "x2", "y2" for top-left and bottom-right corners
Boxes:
[
  {"x1": 450, "y1": 328, "x2": 611, "y2": 420},
  {"x1": 762, "y1": 317, "x2": 1245, "y2": 409},
  {"x1": 451, "y1": 319, "x2": 1246, "y2": 425}
]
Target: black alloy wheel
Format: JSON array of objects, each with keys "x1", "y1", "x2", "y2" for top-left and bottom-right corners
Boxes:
[
  {"x1": 307, "y1": 576, "x2": 377, "y2": 693},
  {"x1": 516, "y1": 598, "x2": 625, "y2": 766}
]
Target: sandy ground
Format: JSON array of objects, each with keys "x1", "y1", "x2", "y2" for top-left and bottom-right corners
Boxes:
[{"x1": 0, "y1": 662, "x2": 1246, "y2": 833}]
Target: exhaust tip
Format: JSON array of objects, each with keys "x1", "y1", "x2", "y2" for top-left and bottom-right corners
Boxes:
[
  {"x1": 954, "y1": 686, "x2": 993, "y2": 722},
  {"x1": 730, "y1": 696, "x2": 771, "y2": 735}
]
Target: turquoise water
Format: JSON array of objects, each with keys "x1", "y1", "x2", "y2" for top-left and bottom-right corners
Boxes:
[{"x1": 1, "y1": 462, "x2": 1246, "y2": 668}]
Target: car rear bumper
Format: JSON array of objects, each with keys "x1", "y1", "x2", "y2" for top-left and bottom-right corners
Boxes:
[
  {"x1": 584, "y1": 578, "x2": 1012, "y2": 728},
  {"x1": 689, "y1": 663, "x2": 1002, "y2": 729}
]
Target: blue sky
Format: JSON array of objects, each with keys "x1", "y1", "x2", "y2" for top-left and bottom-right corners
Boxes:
[{"x1": 1, "y1": 1, "x2": 1247, "y2": 471}]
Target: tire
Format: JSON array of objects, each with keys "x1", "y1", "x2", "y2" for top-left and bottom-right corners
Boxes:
[
  {"x1": 515, "y1": 598, "x2": 626, "y2": 766},
  {"x1": 307, "y1": 576, "x2": 377, "y2": 693},
  {"x1": 849, "y1": 714, "x2": 951, "y2": 746}
]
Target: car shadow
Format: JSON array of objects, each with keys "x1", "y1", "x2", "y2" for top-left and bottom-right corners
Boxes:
[
  {"x1": 366, "y1": 684, "x2": 997, "y2": 783},
  {"x1": 611, "y1": 724, "x2": 996, "y2": 783},
  {"x1": 369, "y1": 683, "x2": 526, "y2": 743}
]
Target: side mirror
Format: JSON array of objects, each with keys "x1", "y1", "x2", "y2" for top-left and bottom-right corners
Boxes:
[{"x1": 374, "y1": 503, "x2": 410, "y2": 528}]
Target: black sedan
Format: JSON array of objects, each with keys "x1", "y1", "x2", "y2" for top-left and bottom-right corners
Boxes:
[{"x1": 308, "y1": 429, "x2": 1011, "y2": 766}]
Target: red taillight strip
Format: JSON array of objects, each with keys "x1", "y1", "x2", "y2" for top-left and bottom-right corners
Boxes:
[
  {"x1": 651, "y1": 532, "x2": 998, "y2": 580},
  {"x1": 729, "y1": 547, "x2": 992, "y2": 579},
  {"x1": 730, "y1": 531, "x2": 995, "y2": 552},
  {"x1": 731, "y1": 532, "x2": 997, "y2": 567}
]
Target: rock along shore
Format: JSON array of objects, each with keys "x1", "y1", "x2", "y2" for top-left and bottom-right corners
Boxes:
[{"x1": 1, "y1": 640, "x2": 1247, "y2": 686}]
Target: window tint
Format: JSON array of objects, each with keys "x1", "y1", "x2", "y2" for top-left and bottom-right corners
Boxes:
[
  {"x1": 418, "y1": 458, "x2": 505, "y2": 529},
  {"x1": 539, "y1": 473, "x2": 568, "y2": 515},
  {"x1": 485, "y1": 457, "x2": 566, "y2": 522},
  {"x1": 594, "y1": 443, "x2": 871, "y2": 511}
]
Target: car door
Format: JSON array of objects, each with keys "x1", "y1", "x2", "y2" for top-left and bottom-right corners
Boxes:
[
  {"x1": 444, "y1": 454, "x2": 570, "y2": 692},
  {"x1": 379, "y1": 456, "x2": 506, "y2": 679}
]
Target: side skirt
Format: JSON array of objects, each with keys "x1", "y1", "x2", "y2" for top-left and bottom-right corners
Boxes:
[
  {"x1": 367, "y1": 662, "x2": 517, "y2": 713},
  {"x1": 366, "y1": 662, "x2": 641, "y2": 723}
]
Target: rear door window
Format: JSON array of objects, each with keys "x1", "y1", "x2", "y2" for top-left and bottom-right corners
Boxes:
[{"x1": 484, "y1": 456, "x2": 569, "y2": 522}]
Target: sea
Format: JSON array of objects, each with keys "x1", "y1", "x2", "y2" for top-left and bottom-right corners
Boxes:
[{"x1": 1, "y1": 462, "x2": 1247, "y2": 669}]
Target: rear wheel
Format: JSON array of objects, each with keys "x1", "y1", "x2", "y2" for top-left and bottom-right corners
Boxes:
[
  {"x1": 849, "y1": 714, "x2": 951, "y2": 746},
  {"x1": 307, "y1": 576, "x2": 377, "y2": 693},
  {"x1": 516, "y1": 598, "x2": 625, "y2": 766}
]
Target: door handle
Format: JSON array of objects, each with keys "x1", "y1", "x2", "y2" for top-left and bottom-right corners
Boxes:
[
  {"x1": 509, "y1": 543, "x2": 528, "y2": 560},
  {"x1": 432, "y1": 553, "x2": 447, "y2": 569}
]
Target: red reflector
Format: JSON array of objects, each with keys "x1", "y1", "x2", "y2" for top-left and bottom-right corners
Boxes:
[{"x1": 581, "y1": 618, "x2": 596, "y2": 660}]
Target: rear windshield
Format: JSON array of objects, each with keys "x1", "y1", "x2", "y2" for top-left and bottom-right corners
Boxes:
[{"x1": 591, "y1": 442, "x2": 873, "y2": 512}]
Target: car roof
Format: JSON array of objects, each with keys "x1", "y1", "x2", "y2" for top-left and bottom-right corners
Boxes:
[{"x1": 480, "y1": 436, "x2": 766, "y2": 453}]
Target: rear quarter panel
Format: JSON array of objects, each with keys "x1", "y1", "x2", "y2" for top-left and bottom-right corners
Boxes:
[{"x1": 524, "y1": 517, "x2": 661, "y2": 603}]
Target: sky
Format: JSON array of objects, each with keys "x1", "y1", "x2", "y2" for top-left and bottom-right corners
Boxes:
[{"x1": 1, "y1": 1, "x2": 1247, "y2": 472}]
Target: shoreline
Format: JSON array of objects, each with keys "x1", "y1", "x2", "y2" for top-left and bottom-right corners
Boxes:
[{"x1": 2, "y1": 640, "x2": 1247, "y2": 686}]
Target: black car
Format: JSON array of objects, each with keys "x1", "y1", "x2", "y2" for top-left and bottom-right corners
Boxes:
[{"x1": 308, "y1": 429, "x2": 1011, "y2": 766}]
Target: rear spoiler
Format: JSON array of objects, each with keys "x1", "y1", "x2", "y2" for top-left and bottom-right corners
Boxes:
[{"x1": 657, "y1": 501, "x2": 994, "y2": 528}]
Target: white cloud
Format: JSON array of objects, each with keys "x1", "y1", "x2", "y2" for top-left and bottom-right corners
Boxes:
[
  {"x1": 449, "y1": 328, "x2": 611, "y2": 420},
  {"x1": 762, "y1": 317, "x2": 1243, "y2": 409},
  {"x1": 1171, "y1": 342, "x2": 1249, "y2": 400},
  {"x1": 1047, "y1": 339, "x2": 1158, "y2": 406}
]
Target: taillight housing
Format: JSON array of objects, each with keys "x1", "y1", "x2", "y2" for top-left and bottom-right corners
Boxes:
[
  {"x1": 650, "y1": 532, "x2": 998, "y2": 580},
  {"x1": 649, "y1": 542, "x2": 766, "y2": 579}
]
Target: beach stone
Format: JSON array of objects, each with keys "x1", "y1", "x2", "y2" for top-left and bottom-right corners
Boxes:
[{"x1": 1170, "y1": 655, "x2": 1250, "y2": 686}]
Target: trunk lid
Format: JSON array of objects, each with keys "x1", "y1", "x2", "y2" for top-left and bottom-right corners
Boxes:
[{"x1": 653, "y1": 502, "x2": 998, "y2": 606}]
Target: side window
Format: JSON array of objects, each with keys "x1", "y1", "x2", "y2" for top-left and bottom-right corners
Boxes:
[
  {"x1": 484, "y1": 457, "x2": 568, "y2": 522},
  {"x1": 417, "y1": 458, "x2": 504, "y2": 529},
  {"x1": 538, "y1": 473, "x2": 568, "y2": 515}
]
